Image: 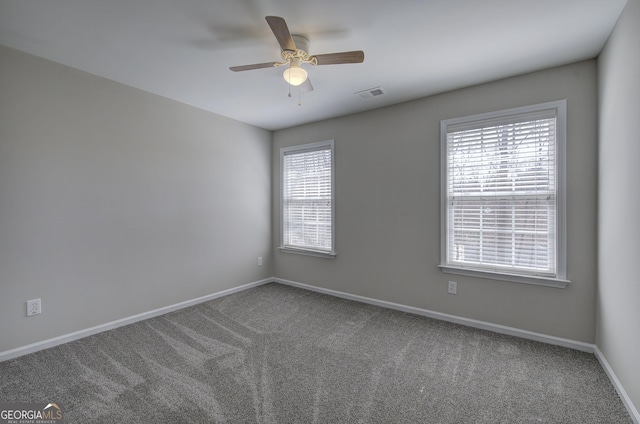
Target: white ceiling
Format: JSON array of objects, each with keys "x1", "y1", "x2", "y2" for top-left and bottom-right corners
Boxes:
[{"x1": 0, "y1": 0, "x2": 628, "y2": 131}]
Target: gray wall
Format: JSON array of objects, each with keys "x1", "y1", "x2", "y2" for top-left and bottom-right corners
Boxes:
[
  {"x1": 598, "y1": 0, "x2": 640, "y2": 413},
  {"x1": 273, "y1": 60, "x2": 599, "y2": 343},
  {"x1": 0, "y1": 45, "x2": 272, "y2": 352}
]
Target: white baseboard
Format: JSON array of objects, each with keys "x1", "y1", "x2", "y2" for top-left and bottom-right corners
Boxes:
[
  {"x1": 594, "y1": 346, "x2": 640, "y2": 424},
  {"x1": 0, "y1": 278, "x2": 272, "y2": 363},
  {"x1": 273, "y1": 277, "x2": 595, "y2": 353}
]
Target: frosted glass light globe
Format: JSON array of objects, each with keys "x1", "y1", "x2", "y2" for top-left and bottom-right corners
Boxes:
[{"x1": 283, "y1": 66, "x2": 308, "y2": 86}]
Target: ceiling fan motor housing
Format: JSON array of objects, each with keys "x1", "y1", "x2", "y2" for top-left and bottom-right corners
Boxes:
[
  {"x1": 291, "y1": 35, "x2": 309, "y2": 55},
  {"x1": 280, "y1": 35, "x2": 313, "y2": 64}
]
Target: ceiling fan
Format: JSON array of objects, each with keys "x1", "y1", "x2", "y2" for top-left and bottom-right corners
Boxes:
[{"x1": 230, "y1": 16, "x2": 365, "y2": 94}]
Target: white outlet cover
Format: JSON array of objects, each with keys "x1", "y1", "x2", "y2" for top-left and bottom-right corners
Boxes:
[{"x1": 27, "y1": 298, "x2": 41, "y2": 316}]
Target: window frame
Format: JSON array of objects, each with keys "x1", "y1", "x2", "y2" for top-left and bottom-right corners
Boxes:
[
  {"x1": 439, "y1": 100, "x2": 569, "y2": 288},
  {"x1": 279, "y1": 140, "x2": 336, "y2": 259}
]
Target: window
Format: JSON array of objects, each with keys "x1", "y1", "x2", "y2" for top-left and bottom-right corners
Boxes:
[
  {"x1": 280, "y1": 140, "x2": 335, "y2": 258},
  {"x1": 440, "y1": 101, "x2": 568, "y2": 287}
]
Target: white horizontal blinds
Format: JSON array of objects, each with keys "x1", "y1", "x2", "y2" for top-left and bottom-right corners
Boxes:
[
  {"x1": 446, "y1": 109, "x2": 557, "y2": 276},
  {"x1": 283, "y1": 146, "x2": 332, "y2": 252}
]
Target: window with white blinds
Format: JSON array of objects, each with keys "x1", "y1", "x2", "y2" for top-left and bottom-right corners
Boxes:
[
  {"x1": 440, "y1": 101, "x2": 567, "y2": 286},
  {"x1": 280, "y1": 140, "x2": 335, "y2": 257}
]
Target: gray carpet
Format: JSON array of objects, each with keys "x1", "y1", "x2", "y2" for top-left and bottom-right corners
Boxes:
[{"x1": 0, "y1": 283, "x2": 631, "y2": 423}]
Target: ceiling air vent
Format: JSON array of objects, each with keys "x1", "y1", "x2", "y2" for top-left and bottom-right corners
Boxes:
[{"x1": 355, "y1": 86, "x2": 385, "y2": 100}]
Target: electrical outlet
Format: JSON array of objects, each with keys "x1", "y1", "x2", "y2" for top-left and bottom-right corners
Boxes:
[
  {"x1": 27, "y1": 298, "x2": 41, "y2": 316},
  {"x1": 257, "y1": 256, "x2": 263, "y2": 266},
  {"x1": 447, "y1": 281, "x2": 457, "y2": 295}
]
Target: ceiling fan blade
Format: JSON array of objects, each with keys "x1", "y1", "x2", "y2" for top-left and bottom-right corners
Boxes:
[
  {"x1": 311, "y1": 51, "x2": 365, "y2": 65},
  {"x1": 265, "y1": 16, "x2": 297, "y2": 52},
  {"x1": 300, "y1": 78, "x2": 314, "y2": 93},
  {"x1": 229, "y1": 62, "x2": 277, "y2": 72}
]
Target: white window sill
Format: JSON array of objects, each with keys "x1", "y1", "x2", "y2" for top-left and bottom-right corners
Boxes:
[
  {"x1": 439, "y1": 265, "x2": 570, "y2": 288},
  {"x1": 279, "y1": 246, "x2": 336, "y2": 259}
]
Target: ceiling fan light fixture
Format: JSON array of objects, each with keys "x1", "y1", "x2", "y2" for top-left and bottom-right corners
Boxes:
[
  {"x1": 283, "y1": 60, "x2": 308, "y2": 86},
  {"x1": 229, "y1": 16, "x2": 364, "y2": 96}
]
